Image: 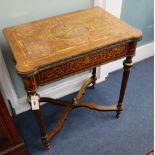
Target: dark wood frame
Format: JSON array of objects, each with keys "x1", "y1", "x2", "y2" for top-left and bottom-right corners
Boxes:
[{"x1": 0, "y1": 92, "x2": 29, "y2": 155}]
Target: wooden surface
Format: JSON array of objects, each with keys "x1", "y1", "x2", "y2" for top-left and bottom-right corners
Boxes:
[
  {"x1": 0, "y1": 92, "x2": 29, "y2": 155},
  {"x1": 3, "y1": 7, "x2": 142, "y2": 149},
  {"x1": 3, "y1": 7, "x2": 142, "y2": 76}
]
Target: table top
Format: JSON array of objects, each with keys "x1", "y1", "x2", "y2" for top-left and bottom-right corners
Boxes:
[{"x1": 3, "y1": 7, "x2": 142, "y2": 75}]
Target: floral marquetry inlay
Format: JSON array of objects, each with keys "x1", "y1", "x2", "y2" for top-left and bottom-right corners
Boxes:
[
  {"x1": 4, "y1": 7, "x2": 142, "y2": 75},
  {"x1": 3, "y1": 6, "x2": 143, "y2": 149},
  {"x1": 38, "y1": 45, "x2": 128, "y2": 84},
  {"x1": 22, "y1": 44, "x2": 132, "y2": 92},
  {"x1": 51, "y1": 23, "x2": 90, "y2": 39}
]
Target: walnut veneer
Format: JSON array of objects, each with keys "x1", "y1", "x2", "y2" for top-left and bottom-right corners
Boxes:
[{"x1": 3, "y1": 7, "x2": 142, "y2": 149}]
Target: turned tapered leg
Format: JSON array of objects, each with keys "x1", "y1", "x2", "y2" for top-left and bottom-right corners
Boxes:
[
  {"x1": 116, "y1": 56, "x2": 133, "y2": 118},
  {"x1": 27, "y1": 93, "x2": 50, "y2": 149},
  {"x1": 92, "y1": 68, "x2": 97, "y2": 88}
]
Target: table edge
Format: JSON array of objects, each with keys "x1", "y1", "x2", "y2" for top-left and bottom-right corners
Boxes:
[{"x1": 15, "y1": 38, "x2": 141, "y2": 78}]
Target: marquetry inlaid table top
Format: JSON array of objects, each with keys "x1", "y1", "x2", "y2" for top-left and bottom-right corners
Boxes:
[
  {"x1": 3, "y1": 7, "x2": 143, "y2": 150},
  {"x1": 4, "y1": 7, "x2": 142, "y2": 76}
]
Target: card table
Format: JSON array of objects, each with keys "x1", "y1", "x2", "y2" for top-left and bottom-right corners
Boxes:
[{"x1": 3, "y1": 7, "x2": 142, "y2": 149}]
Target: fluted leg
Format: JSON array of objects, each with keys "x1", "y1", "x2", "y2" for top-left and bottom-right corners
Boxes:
[
  {"x1": 92, "y1": 68, "x2": 97, "y2": 88},
  {"x1": 27, "y1": 93, "x2": 50, "y2": 149},
  {"x1": 116, "y1": 56, "x2": 133, "y2": 118}
]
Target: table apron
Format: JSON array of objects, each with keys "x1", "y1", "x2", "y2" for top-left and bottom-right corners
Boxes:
[{"x1": 22, "y1": 42, "x2": 137, "y2": 93}]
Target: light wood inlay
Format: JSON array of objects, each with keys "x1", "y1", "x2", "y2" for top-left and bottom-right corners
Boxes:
[
  {"x1": 3, "y1": 6, "x2": 142, "y2": 150},
  {"x1": 3, "y1": 7, "x2": 142, "y2": 76}
]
